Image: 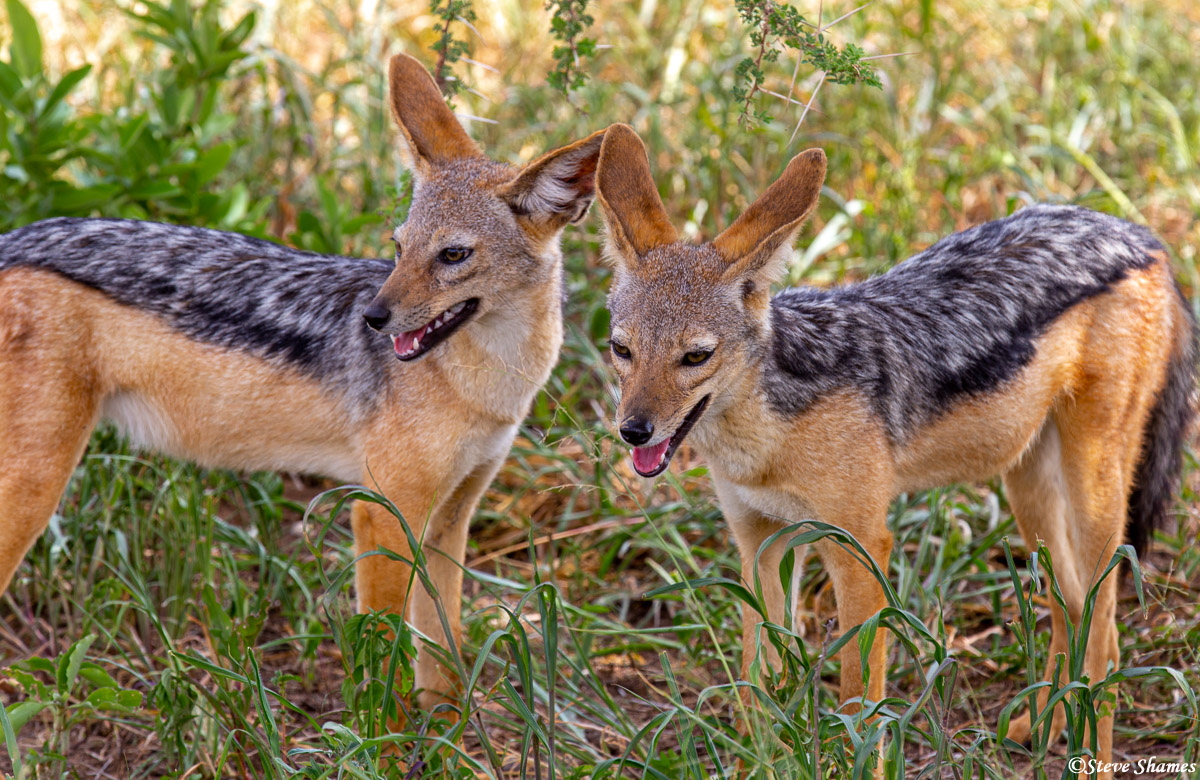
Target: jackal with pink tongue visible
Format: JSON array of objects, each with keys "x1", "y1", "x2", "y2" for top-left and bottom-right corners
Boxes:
[
  {"x1": 594, "y1": 122, "x2": 1194, "y2": 778},
  {"x1": 0, "y1": 54, "x2": 605, "y2": 718}
]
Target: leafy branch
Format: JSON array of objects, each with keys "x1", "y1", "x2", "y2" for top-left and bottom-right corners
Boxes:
[
  {"x1": 546, "y1": 0, "x2": 596, "y2": 98},
  {"x1": 428, "y1": 0, "x2": 476, "y2": 100},
  {"x1": 733, "y1": 0, "x2": 883, "y2": 130}
]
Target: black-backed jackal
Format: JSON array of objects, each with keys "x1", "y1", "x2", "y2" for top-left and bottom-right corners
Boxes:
[
  {"x1": 0, "y1": 55, "x2": 605, "y2": 715},
  {"x1": 593, "y1": 123, "x2": 1195, "y2": 776}
]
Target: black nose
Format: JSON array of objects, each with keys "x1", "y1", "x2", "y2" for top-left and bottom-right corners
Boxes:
[
  {"x1": 620, "y1": 418, "x2": 654, "y2": 446},
  {"x1": 362, "y1": 301, "x2": 391, "y2": 330}
]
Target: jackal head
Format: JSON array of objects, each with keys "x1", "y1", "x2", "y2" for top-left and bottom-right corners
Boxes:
[
  {"x1": 595, "y1": 124, "x2": 826, "y2": 476},
  {"x1": 363, "y1": 55, "x2": 604, "y2": 361}
]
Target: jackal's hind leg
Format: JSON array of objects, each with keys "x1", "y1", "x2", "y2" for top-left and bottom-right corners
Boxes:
[
  {"x1": 1001, "y1": 419, "x2": 1080, "y2": 747},
  {"x1": 1004, "y1": 401, "x2": 1148, "y2": 777},
  {"x1": 1053, "y1": 395, "x2": 1147, "y2": 777}
]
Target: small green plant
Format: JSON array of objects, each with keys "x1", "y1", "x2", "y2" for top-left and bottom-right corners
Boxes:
[{"x1": 2, "y1": 635, "x2": 144, "y2": 777}]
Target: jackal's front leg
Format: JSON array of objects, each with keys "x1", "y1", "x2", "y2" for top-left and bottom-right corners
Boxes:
[
  {"x1": 352, "y1": 450, "x2": 506, "y2": 721},
  {"x1": 712, "y1": 479, "x2": 794, "y2": 687},
  {"x1": 813, "y1": 527, "x2": 892, "y2": 711}
]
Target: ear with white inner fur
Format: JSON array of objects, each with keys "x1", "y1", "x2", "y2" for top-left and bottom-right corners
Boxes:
[
  {"x1": 388, "y1": 53, "x2": 483, "y2": 174},
  {"x1": 499, "y1": 128, "x2": 607, "y2": 230},
  {"x1": 713, "y1": 148, "x2": 826, "y2": 288},
  {"x1": 594, "y1": 124, "x2": 678, "y2": 268}
]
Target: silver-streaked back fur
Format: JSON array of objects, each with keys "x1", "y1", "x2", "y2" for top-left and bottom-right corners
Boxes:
[
  {"x1": 764, "y1": 204, "x2": 1168, "y2": 440},
  {"x1": 0, "y1": 217, "x2": 394, "y2": 415}
]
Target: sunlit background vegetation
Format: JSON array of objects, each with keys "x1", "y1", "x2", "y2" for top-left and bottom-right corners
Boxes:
[{"x1": 1, "y1": 0, "x2": 1198, "y2": 777}]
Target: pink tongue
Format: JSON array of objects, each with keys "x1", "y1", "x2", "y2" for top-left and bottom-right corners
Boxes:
[
  {"x1": 631, "y1": 439, "x2": 671, "y2": 474},
  {"x1": 396, "y1": 324, "x2": 428, "y2": 353}
]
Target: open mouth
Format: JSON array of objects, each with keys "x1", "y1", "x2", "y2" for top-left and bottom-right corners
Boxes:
[
  {"x1": 392, "y1": 299, "x2": 479, "y2": 361},
  {"x1": 629, "y1": 396, "x2": 710, "y2": 477}
]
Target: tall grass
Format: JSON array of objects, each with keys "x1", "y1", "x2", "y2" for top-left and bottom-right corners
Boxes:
[{"x1": 2, "y1": 0, "x2": 1199, "y2": 777}]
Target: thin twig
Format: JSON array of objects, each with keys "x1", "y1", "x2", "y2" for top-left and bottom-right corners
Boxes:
[
  {"x1": 783, "y1": 45, "x2": 804, "y2": 112},
  {"x1": 822, "y1": 0, "x2": 874, "y2": 31},
  {"x1": 453, "y1": 112, "x2": 498, "y2": 124},
  {"x1": 779, "y1": 0, "x2": 819, "y2": 124},
  {"x1": 463, "y1": 86, "x2": 491, "y2": 102},
  {"x1": 461, "y1": 56, "x2": 499, "y2": 74},
  {"x1": 467, "y1": 517, "x2": 644, "y2": 567},
  {"x1": 789, "y1": 70, "x2": 826, "y2": 145},
  {"x1": 456, "y1": 13, "x2": 483, "y2": 42},
  {"x1": 761, "y1": 86, "x2": 828, "y2": 115},
  {"x1": 861, "y1": 50, "x2": 918, "y2": 61}
]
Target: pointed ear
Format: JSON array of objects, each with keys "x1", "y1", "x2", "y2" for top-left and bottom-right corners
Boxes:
[
  {"x1": 498, "y1": 128, "x2": 606, "y2": 230},
  {"x1": 388, "y1": 54, "x2": 482, "y2": 173},
  {"x1": 594, "y1": 124, "x2": 677, "y2": 266},
  {"x1": 713, "y1": 148, "x2": 826, "y2": 286}
]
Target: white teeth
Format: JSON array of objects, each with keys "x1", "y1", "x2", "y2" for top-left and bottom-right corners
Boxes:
[
  {"x1": 393, "y1": 303, "x2": 471, "y2": 358},
  {"x1": 394, "y1": 334, "x2": 421, "y2": 357}
]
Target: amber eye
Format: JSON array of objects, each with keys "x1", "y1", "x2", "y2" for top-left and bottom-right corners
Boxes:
[
  {"x1": 610, "y1": 340, "x2": 631, "y2": 359},
  {"x1": 682, "y1": 350, "x2": 713, "y2": 366},
  {"x1": 439, "y1": 247, "x2": 473, "y2": 264},
  {"x1": 392, "y1": 239, "x2": 401, "y2": 260}
]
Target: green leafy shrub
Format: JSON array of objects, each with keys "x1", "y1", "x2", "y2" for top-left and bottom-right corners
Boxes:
[{"x1": 0, "y1": 0, "x2": 276, "y2": 231}]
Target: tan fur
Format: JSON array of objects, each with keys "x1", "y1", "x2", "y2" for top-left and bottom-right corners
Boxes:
[
  {"x1": 0, "y1": 54, "x2": 605, "y2": 721},
  {"x1": 595, "y1": 127, "x2": 1188, "y2": 779}
]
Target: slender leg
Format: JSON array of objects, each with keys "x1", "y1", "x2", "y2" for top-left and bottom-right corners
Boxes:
[
  {"x1": 353, "y1": 451, "x2": 506, "y2": 714},
  {"x1": 1002, "y1": 419, "x2": 1081, "y2": 747},
  {"x1": 1055, "y1": 405, "x2": 1143, "y2": 778},
  {"x1": 813, "y1": 525, "x2": 892, "y2": 711},
  {"x1": 1006, "y1": 384, "x2": 1151, "y2": 778},
  {"x1": 713, "y1": 478, "x2": 792, "y2": 684},
  {"x1": 0, "y1": 317, "x2": 100, "y2": 596},
  {"x1": 733, "y1": 517, "x2": 790, "y2": 680},
  {"x1": 410, "y1": 454, "x2": 505, "y2": 709}
]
